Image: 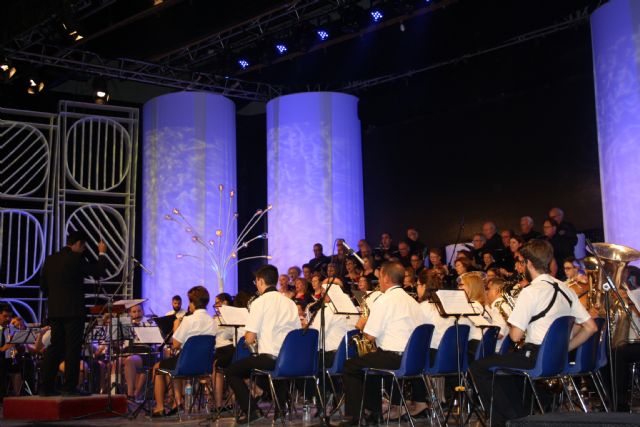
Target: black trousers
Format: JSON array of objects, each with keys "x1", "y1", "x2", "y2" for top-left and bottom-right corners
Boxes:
[
  {"x1": 42, "y1": 317, "x2": 85, "y2": 392},
  {"x1": 342, "y1": 350, "x2": 402, "y2": 418},
  {"x1": 469, "y1": 347, "x2": 539, "y2": 427},
  {"x1": 0, "y1": 357, "x2": 8, "y2": 398},
  {"x1": 226, "y1": 354, "x2": 287, "y2": 414},
  {"x1": 614, "y1": 343, "x2": 640, "y2": 410}
]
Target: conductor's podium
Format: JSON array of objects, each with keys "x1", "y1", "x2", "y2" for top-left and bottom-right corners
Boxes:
[{"x1": 3, "y1": 394, "x2": 128, "y2": 421}]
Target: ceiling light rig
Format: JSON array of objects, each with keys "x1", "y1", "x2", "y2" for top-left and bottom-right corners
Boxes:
[
  {"x1": 27, "y1": 78, "x2": 45, "y2": 95},
  {"x1": 0, "y1": 60, "x2": 17, "y2": 80}
]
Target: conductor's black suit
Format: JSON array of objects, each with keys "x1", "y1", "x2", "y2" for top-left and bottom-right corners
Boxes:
[{"x1": 39, "y1": 246, "x2": 107, "y2": 394}]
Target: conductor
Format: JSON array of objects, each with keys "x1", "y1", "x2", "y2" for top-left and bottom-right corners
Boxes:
[{"x1": 39, "y1": 230, "x2": 107, "y2": 396}]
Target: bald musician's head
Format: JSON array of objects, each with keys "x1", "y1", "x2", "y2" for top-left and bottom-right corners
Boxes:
[{"x1": 379, "y1": 261, "x2": 405, "y2": 291}]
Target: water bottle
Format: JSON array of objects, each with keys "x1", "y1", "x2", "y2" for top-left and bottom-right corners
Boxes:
[
  {"x1": 184, "y1": 383, "x2": 193, "y2": 414},
  {"x1": 302, "y1": 401, "x2": 311, "y2": 424}
]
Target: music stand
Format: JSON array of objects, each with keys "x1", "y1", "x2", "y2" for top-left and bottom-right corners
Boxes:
[
  {"x1": 128, "y1": 325, "x2": 164, "y2": 418},
  {"x1": 9, "y1": 328, "x2": 39, "y2": 395},
  {"x1": 434, "y1": 289, "x2": 480, "y2": 427}
]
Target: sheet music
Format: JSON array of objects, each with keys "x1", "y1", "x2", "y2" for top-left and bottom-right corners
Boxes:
[
  {"x1": 628, "y1": 288, "x2": 640, "y2": 312},
  {"x1": 219, "y1": 306, "x2": 249, "y2": 326},
  {"x1": 114, "y1": 298, "x2": 147, "y2": 309},
  {"x1": 435, "y1": 290, "x2": 477, "y2": 315},
  {"x1": 9, "y1": 329, "x2": 38, "y2": 344},
  {"x1": 329, "y1": 288, "x2": 360, "y2": 315},
  {"x1": 468, "y1": 315, "x2": 493, "y2": 327},
  {"x1": 133, "y1": 326, "x2": 164, "y2": 344}
]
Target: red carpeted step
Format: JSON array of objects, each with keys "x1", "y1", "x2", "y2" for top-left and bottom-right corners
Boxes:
[{"x1": 3, "y1": 394, "x2": 128, "y2": 420}]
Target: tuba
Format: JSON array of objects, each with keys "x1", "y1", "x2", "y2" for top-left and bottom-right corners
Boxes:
[{"x1": 589, "y1": 243, "x2": 640, "y2": 347}]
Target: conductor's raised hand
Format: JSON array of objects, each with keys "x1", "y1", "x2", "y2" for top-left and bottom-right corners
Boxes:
[{"x1": 98, "y1": 240, "x2": 107, "y2": 255}]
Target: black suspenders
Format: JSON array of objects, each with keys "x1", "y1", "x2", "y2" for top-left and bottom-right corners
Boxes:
[{"x1": 529, "y1": 280, "x2": 573, "y2": 324}]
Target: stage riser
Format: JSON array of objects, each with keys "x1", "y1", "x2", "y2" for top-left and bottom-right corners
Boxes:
[
  {"x1": 3, "y1": 395, "x2": 128, "y2": 421},
  {"x1": 508, "y1": 412, "x2": 640, "y2": 426}
]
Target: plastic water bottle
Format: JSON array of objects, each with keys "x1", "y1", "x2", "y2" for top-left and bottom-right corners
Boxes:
[
  {"x1": 302, "y1": 401, "x2": 311, "y2": 424},
  {"x1": 184, "y1": 383, "x2": 193, "y2": 414}
]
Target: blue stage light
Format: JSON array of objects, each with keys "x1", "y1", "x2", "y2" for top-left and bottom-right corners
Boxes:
[
  {"x1": 371, "y1": 10, "x2": 383, "y2": 22},
  {"x1": 275, "y1": 44, "x2": 288, "y2": 54},
  {"x1": 238, "y1": 59, "x2": 250, "y2": 69},
  {"x1": 317, "y1": 30, "x2": 329, "y2": 41}
]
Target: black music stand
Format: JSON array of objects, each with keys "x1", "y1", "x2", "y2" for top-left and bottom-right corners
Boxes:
[
  {"x1": 433, "y1": 289, "x2": 480, "y2": 427},
  {"x1": 9, "y1": 328, "x2": 39, "y2": 395},
  {"x1": 128, "y1": 325, "x2": 164, "y2": 419}
]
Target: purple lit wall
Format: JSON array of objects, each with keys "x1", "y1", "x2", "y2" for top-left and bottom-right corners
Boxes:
[
  {"x1": 142, "y1": 92, "x2": 236, "y2": 315},
  {"x1": 266, "y1": 92, "x2": 364, "y2": 270},
  {"x1": 591, "y1": 0, "x2": 640, "y2": 253}
]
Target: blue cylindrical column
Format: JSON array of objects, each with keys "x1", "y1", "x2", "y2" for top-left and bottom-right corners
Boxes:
[
  {"x1": 266, "y1": 92, "x2": 365, "y2": 270},
  {"x1": 591, "y1": 0, "x2": 640, "y2": 253},
  {"x1": 142, "y1": 92, "x2": 237, "y2": 315}
]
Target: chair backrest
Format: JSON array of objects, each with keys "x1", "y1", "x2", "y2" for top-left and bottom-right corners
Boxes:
[
  {"x1": 327, "y1": 329, "x2": 359, "y2": 375},
  {"x1": 569, "y1": 320, "x2": 601, "y2": 373},
  {"x1": 234, "y1": 336, "x2": 252, "y2": 362},
  {"x1": 395, "y1": 324, "x2": 435, "y2": 377},
  {"x1": 272, "y1": 329, "x2": 319, "y2": 378},
  {"x1": 595, "y1": 317, "x2": 608, "y2": 370},
  {"x1": 498, "y1": 334, "x2": 513, "y2": 355},
  {"x1": 425, "y1": 324, "x2": 470, "y2": 374},
  {"x1": 174, "y1": 335, "x2": 216, "y2": 376},
  {"x1": 528, "y1": 316, "x2": 574, "y2": 378},
  {"x1": 475, "y1": 326, "x2": 500, "y2": 360}
]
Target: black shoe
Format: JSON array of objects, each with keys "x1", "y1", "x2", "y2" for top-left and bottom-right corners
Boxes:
[
  {"x1": 165, "y1": 404, "x2": 183, "y2": 416},
  {"x1": 237, "y1": 410, "x2": 264, "y2": 424},
  {"x1": 62, "y1": 388, "x2": 91, "y2": 397},
  {"x1": 150, "y1": 409, "x2": 166, "y2": 418}
]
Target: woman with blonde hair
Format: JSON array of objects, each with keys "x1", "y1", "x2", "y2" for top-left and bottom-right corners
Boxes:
[{"x1": 457, "y1": 272, "x2": 491, "y2": 359}]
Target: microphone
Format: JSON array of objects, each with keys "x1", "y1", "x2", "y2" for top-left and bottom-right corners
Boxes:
[
  {"x1": 130, "y1": 256, "x2": 153, "y2": 276},
  {"x1": 339, "y1": 239, "x2": 365, "y2": 266}
]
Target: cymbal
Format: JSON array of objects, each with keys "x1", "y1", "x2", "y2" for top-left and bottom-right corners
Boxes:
[{"x1": 588, "y1": 242, "x2": 640, "y2": 263}]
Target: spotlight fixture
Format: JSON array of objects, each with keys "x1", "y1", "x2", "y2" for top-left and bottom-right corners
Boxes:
[
  {"x1": 93, "y1": 76, "x2": 110, "y2": 104},
  {"x1": 371, "y1": 9, "x2": 383, "y2": 22},
  {"x1": 317, "y1": 30, "x2": 329, "y2": 41},
  {"x1": 0, "y1": 61, "x2": 17, "y2": 79},
  {"x1": 27, "y1": 78, "x2": 45, "y2": 95},
  {"x1": 238, "y1": 59, "x2": 250, "y2": 69},
  {"x1": 62, "y1": 23, "x2": 84, "y2": 42},
  {"x1": 275, "y1": 44, "x2": 288, "y2": 54}
]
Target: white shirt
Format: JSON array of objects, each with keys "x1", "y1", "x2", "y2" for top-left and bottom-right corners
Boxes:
[
  {"x1": 508, "y1": 274, "x2": 590, "y2": 345},
  {"x1": 310, "y1": 303, "x2": 352, "y2": 352},
  {"x1": 166, "y1": 309, "x2": 187, "y2": 319},
  {"x1": 212, "y1": 317, "x2": 235, "y2": 347},
  {"x1": 173, "y1": 309, "x2": 216, "y2": 344},
  {"x1": 245, "y1": 289, "x2": 299, "y2": 357},
  {"x1": 364, "y1": 286, "x2": 427, "y2": 352},
  {"x1": 486, "y1": 297, "x2": 510, "y2": 351},
  {"x1": 420, "y1": 301, "x2": 455, "y2": 349}
]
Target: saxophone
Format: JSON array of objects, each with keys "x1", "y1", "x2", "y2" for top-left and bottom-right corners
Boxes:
[{"x1": 352, "y1": 291, "x2": 381, "y2": 357}]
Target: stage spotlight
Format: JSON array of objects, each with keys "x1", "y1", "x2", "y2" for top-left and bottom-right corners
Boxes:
[
  {"x1": 317, "y1": 30, "x2": 329, "y2": 41},
  {"x1": 238, "y1": 59, "x2": 250, "y2": 69},
  {"x1": 62, "y1": 23, "x2": 84, "y2": 42},
  {"x1": 275, "y1": 44, "x2": 288, "y2": 54},
  {"x1": 93, "y1": 77, "x2": 110, "y2": 104},
  {"x1": 1, "y1": 62, "x2": 17, "y2": 79},
  {"x1": 27, "y1": 78, "x2": 45, "y2": 95},
  {"x1": 371, "y1": 9, "x2": 383, "y2": 22}
]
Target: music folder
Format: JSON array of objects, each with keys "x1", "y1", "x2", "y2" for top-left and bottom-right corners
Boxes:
[
  {"x1": 9, "y1": 328, "x2": 39, "y2": 345},
  {"x1": 328, "y1": 287, "x2": 360, "y2": 315},
  {"x1": 219, "y1": 306, "x2": 249, "y2": 326},
  {"x1": 435, "y1": 289, "x2": 477, "y2": 316},
  {"x1": 133, "y1": 326, "x2": 164, "y2": 344}
]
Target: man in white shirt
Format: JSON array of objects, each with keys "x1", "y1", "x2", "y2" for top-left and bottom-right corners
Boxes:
[
  {"x1": 335, "y1": 261, "x2": 426, "y2": 427},
  {"x1": 165, "y1": 295, "x2": 187, "y2": 319},
  {"x1": 151, "y1": 286, "x2": 216, "y2": 417},
  {"x1": 470, "y1": 239, "x2": 597, "y2": 427},
  {"x1": 226, "y1": 265, "x2": 300, "y2": 423}
]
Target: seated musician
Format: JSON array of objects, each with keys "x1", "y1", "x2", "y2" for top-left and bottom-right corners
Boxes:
[
  {"x1": 334, "y1": 261, "x2": 426, "y2": 427},
  {"x1": 165, "y1": 295, "x2": 187, "y2": 319},
  {"x1": 121, "y1": 303, "x2": 151, "y2": 400},
  {"x1": 470, "y1": 239, "x2": 597, "y2": 427},
  {"x1": 225, "y1": 265, "x2": 300, "y2": 423},
  {"x1": 151, "y1": 285, "x2": 216, "y2": 417},
  {"x1": 484, "y1": 277, "x2": 510, "y2": 350},
  {"x1": 34, "y1": 325, "x2": 89, "y2": 390},
  {"x1": 211, "y1": 292, "x2": 236, "y2": 411},
  {"x1": 457, "y1": 272, "x2": 491, "y2": 359}
]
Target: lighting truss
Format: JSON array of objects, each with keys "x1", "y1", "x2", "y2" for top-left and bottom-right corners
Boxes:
[{"x1": 5, "y1": 44, "x2": 282, "y2": 101}]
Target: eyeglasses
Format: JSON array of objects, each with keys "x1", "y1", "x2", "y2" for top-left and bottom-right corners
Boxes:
[{"x1": 563, "y1": 266, "x2": 575, "y2": 271}]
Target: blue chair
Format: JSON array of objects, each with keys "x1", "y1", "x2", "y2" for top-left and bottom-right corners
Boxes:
[
  {"x1": 498, "y1": 334, "x2": 514, "y2": 355},
  {"x1": 489, "y1": 316, "x2": 574, "y2": 419},
  {"x1": 475, "y1": 326, "x2": 500, "y2": 360},
  {"x1": 234, "y1": 336, "x2": 252, "y2": 362},
  {"x1": 157, "y1": 335, "x2": 216, "y2": 420},
  {"x1": 249, "y1": 329, "x2": 320, "y2": 425},
  {"x1": 325, "y1": 329, "x2": 359, "y2": 417},
  {"x1": 358, "y1": 324, "x2": 435, "y2": 427},
  {"x1": 423, "y1": 324, "x2": 471, "y2": 425},
  {"x1": 564, "y1": 318, "x2": 604, "y2": 412}
]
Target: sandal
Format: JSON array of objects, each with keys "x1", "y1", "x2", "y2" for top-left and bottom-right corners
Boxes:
[{"x1": 150, "y1": 410, "x2": 165, "y2": 418}]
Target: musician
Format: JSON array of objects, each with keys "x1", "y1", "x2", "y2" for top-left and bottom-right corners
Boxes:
[
  {"x1": 151, "y1": 286, "x2": 216, "y2": 417},
  {"x1": 482, "y1": 221, "x2": 503, "y2": 252},
  {"x1": 344, "y1": 258, "x2": 362, "y2": 292},
  {"x1": 485, "y1": 278, "x2": 510, "y2": 350},
  {"x1": 406, "y1": 227, "x2": 426, "y2": 257},
  {"x1": 548, "y1": 207, "x2": 578, "y2": 248},
  {"x1": 410, "y1": 253, "x2": 425, "y2": 278},
  {"x1": 334, "y1": 261, "x2": 426, "y2": 427},
  {"x1": 457, "y1": 272, "x2": 490, "y2": 359},
  {"x1": 397, "y1": 241, "x2": 412, "y2": 267},
  {"x1": 471, "y1": 233, "x2": 487, "y2": 266},
  {"x1": 373, "y1": 232, "x2": 399, "y2": 264},
  {"x1": 292, "y1": 277, "x2": 314, "y2": 309},
  {"x1": 39, "y1": 230, "x2": 107, "y2": 396},
  {"x1": 212, "y1": 293, "x2": 235, "y2": 412},
  {"x1": 226, "y1": 265, "x2": 300, "y2": 423},
  {"x1": 542, "y1": 218, "x2": 572, "y2": 280},
  {"x1": 356, "y1": 239, "x2": 373, "y2": 260},
  {"x1": 470, "y1": 239, "x2": 597, "y2": 427},
  {"x1": 519, "y1": 216, "x2": 542, "y2": 242},
  {"x1": 309, "y1": 243, "x2": 331, "y2": 274},
  {"x1": 563, "y1": 258, "x2": 590, "y2": 311},
  {"x1": 613, "y1": 285, "x2": 640, "y2": 411},
  {"x1": 165, "y1": 295, "x2": 186, "y2": 319},
  {"x1": 302, "y1": 264, "x2": 312, "y2": 281},
  {"x1": 0, "y1": 304, "x2": 14, "y2": 401},
  {"x1": 122, "y1": 303, "x2": 151, "y2": 400},
  {"x1": 310, "y1": 273, "x2": 324, "y2": 300}
]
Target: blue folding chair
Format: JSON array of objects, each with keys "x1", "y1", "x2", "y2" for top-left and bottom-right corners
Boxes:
[
  {"x1": 157, "y1": 335, "x2": 216, "y2": 420},
  {"x1": 325, "y1": 329, "x2": 359, "y2": 417},
  {"x1": 249, "y1": 329, "x2": 320, "y2": 425},
  {"x1": 423, "y1": 324, "x2": 471, "y2": 424},
  {"x1": 234, "y1": 336, "x2": 252, "y2": 362},
  {"x1": 475, "y1": 326, "x2": 500, "y2": 360},
  {"x1": 498, "y1": 334, "x2": 513, "y2": 355},
  {"x1": 564, "y1": 318, "x2": 604, "y2": 412},
  {"x1": 359, "y1": 324, "x2": 435, "y2": 427},
  {"x1": 489, "y1": 316, "x2": 574, "y2": 419}
]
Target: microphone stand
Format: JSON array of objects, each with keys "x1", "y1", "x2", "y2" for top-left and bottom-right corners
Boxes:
[
  {"x1": 585, "y1": 238, "x2": 640, "y2": 410},
  {"x1": 316, "y1": 277, "x2": 336, "y2": 426}
]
